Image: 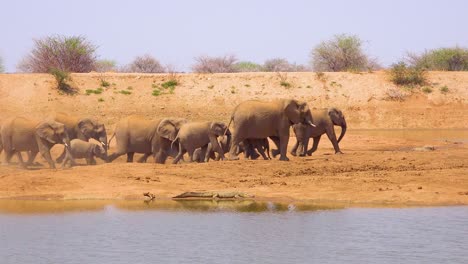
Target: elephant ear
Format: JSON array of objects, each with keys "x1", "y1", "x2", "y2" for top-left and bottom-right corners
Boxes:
[
  {"x1": 157, "y1": 118, "x2": 180, "y2": 141},
  {"x1": 328, "y1": 108, "x2": 341, "y2": 124},
  {"x1": 283, "y1": 99, "x2": 301, "y2": 124},
  {"x1": 78, "y1": 118, "x2": 96, "y2": 139},
  {"x1": 210, "y1": 122, "x2": 226, "y2": 136},
  {"x1": 36, "y1": 122, "x2": 58, "y2": 144}
]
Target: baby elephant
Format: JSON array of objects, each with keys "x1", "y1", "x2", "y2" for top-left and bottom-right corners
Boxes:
[
  {"x1": 193, "y1": 134, "x2": 231, "y2": 163},
  {"x1": 172, "y1": 121, "x2": 230, "y2": 164},
  {"x1": 238, "y1": 138, "x2": 271, "y2": 160},
  {"x1": 62, "y1": 139, "x2": 107, "y2": 167}
]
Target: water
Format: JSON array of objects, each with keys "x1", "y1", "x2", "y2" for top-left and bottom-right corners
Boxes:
[
  {"x1": 350, "y1": 129, "x2": 468, "y2": 143},
  {"x1": 1, "y1": 200, "x2": 467, "y2": 264}
]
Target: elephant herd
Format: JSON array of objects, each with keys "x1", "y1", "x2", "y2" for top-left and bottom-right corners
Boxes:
[{"x1": 0, "y1": 99, "x2": 347, "y2": 169}]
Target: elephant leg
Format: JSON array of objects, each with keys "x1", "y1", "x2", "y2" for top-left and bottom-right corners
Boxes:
[
  {"x1": 126, "y1": 152, "x2": 135, "y2": 162},
  {"x1": 40, "y1": 150, "x2": 56, "y2": 169},
  {"x1": 16, "y1": 152, "x2": 28, "y2": 169},
  {"x1": 137, "y1": 153, "x2": 151, "y2": 163},
  {"x1": 307, "y1": 136, "x2": 322, "y2": 156},
  {"x1": 290, "y1": 138, "x2": 300, "y2": 156},
  {"x1": 204, "y1": 144, "x2": 212, "y2": 162},
  {"x1": 255, "y1": 144, "x2": 269, "y2": 160},
  {"x1": 172, "y1": 143, "x2": 186, "y2": 164},
  {"x1": 3, "y1": 150, "x2": 15, "y2": 165},
  {"x1": 326, "y1": 129, "x2": 343, "y2": 154},
  {"x1": 279, "y1": 135, "x2": 290, "y2": 161},
  {"x1": 299, "y1": 137, "x2": 310, "y2": 157},
  {"x1": 270, "y1": 136, "x2": 281, "y2": 158},
  {"x1": 108, "y1": 151, "x2": 126, "y2": 162},
  {"x1": 227, "y1": 134, "x2": 241, "y2": 160},
  {"x1": 55, "y1": 147, "x2": 67, "y2": 163},
  {"x1": 26, "y1": 151, "x2": 39, "y2": 166}
]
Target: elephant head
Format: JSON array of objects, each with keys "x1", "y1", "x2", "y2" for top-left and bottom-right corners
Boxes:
[
  {"x1": 92, "y1": 144, "x2": 107, "y2": 161},
  {"x1": 284, "y1": 99, "x2": 316, "y2": 127},
  {"x1": 328, "y1": 108, "x2": 347, "y2": 143},
  {"x1": 157, "y1": 118, "x2": 189, "y2": 141},
  {"x1": 210, "y1": 122, "x2": 229, "y2": 137},
  {"x1": 78, "y1": 119, "x2": 108, "y2": 150},
  {"x1": 36, "y1": 121, "x2": 72, "y2": 149}
]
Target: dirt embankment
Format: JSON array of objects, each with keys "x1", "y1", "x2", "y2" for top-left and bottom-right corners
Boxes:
[{"x1": 0, "y1": 71, "x2": 467, "y2": 206}]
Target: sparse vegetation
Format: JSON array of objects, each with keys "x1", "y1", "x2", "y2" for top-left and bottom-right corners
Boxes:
[
  {"x1": 330, "y1": 81, "x2": 342, "y2": 88},
  {"x1": 85, "y1": 87, "x2": 103, "y2": 95},
  {"x1": 161, "y1": 80, "x2": 178, "y2": 89},
  {"x1": 306, "y1": 85, "x2": 312, "y2": 88},
  {"x1": 152, "y1": 89, "x2": 161, "y2": 96},
  {"x1": 263, "y1": 58, "x2": 307, "y2": 72},
  {"x1": 315, "y1": 72, "x2": 327, "y2": 82},
  {"x1": 95, "y1": 60, "x2": 117, "y2": 72},
  {"x1": 49, "y1": 68, "x2": 76, "y2": 94},
  {"x1": 385, "y1": 88, "x2": 408, "y2": 101},
  {"x1": 440, "y1": 85, "x2": 449, "y2": 94},
  {"x1": 233, "y1": 61, "x2": 263, "y2": 72},
  {"x1": 127, "y1": 86, "x2": 133, "y2": 90},
  {"x1": 310, "y1": 34, "x2": 379, "y2": 72},
  {"x1": 276, "y1": 72, "x2": 291, "y2": 88},
  {"x1": 244, "y1": 84, "x2": 250, "y2": 87},
  {"x1": 18, "y1": 35, "x2": 97, "y2": 73},
  {"x1": 230, "y1": 86, "x2": 237, "y2": 94},
  {"x1": 389, "y1": 62, "x2": 427, "y2": 86},
  {"x1": 0, "y1": 56, "x2": 4, "y2": 73},
  {"x1": 192, "y1": 55, "x2": 237, "y2": 73},
  {"x1": 406, "y1": 47, "x2": 468, "y2": 71},
  {"x1": 100, "y1": 79, "x2": 110, "y2": 87},
  {"x1": 124, "y1": 54, "x2": 165, "y2": 73},
  {"x1": 280, "y1": 81, "x2": 291, "y2": 88},
  {"x1": 119, "y1": 90, "x2": 132, "y2": 95},
  {"x1": 207, "y1": 85, "x2": 214, "y2": 89},
  {"x1": 98, "y1": 98, "x2": 104, "y2": 102},
  {"x1": 422, "y1": 86, "x2": 433, "y2": 94}
]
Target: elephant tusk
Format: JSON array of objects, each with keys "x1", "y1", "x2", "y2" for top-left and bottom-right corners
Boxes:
[
  {"x1": 307, "y1": 121, "x2": 316, "y2": 127},
  {"x1": 64, "y1": 143, "x2": 69, "y2": 147},
  {"x1": 100, "y1": 141, "x2": 106, "y2": 146}
]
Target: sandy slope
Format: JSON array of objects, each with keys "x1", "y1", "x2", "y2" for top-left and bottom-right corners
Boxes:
[{"x1": 0, "y1": 71, "x2": 467, "y2": 206}]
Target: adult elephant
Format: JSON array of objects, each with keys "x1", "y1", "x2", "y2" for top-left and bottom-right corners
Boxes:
[
  {"x1": 107, "y1": 116, "x2": 187, "y2": 163},
  {"x1": 172, "y1": 121, "x2": 230, "y2": 164},
  {"x1": 1, "y1": 117, "x2": 73, "y2": 169},
  {"x1": 290, "y1": 107, "x2": 346, "y2": 156},
  {"x1": 50, "y1": 112, "x2": 108, "y2": 163},
  {"x1": 227, "y1": 99, "x2": 315, "y2": 161}
]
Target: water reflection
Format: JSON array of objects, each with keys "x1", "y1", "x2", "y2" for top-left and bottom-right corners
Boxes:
[{"x1": 0, "y1": 199, "x2": 344, "y2": 214}]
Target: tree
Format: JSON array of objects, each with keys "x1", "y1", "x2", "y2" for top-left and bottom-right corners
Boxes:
[
  {"x1": 192, "y1": 55, "x2": 237, "y2": 73},
  {"x1": 18, "y1": 35, "x2": 97, "y2": 73},
  {"x1": 95, "y1": 59, "x2": 118, "y2": 72},
  {"x1": 406, "y1": 47, "x2": 468, "y2": 71},
  {"x1": 310, "y1": 34, "x2": 377, "y2": 72},
  {"x1": 125, "y1": 54, "x2": 165, "y2": 73}
]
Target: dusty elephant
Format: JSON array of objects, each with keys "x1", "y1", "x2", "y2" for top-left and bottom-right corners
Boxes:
[
  {"x1": 49, "y1": 112, "x2": 108, "y2": 163},
  {"x1": 172, "y1": 121, "x2": 230, "y2": 164},
  {"x1": 290, "y1": 107, "x2": 347, "y2": 156},
  {"x1": 238, "y1": 138, "x2": 271, "y2": 160},
  {"x1": 227, "y1": 99, "x2": 315, "y2": 161},
  {"x1": 107, "y1": 116, "x2": 187, "y2": 163},
  {"x1": 193, "y1": 134, "x2": 231, "y2": 162},
  {"x1": 0, "y1": 117, "x2": 74, "y2": 169},
  {"x1": 62, "y1": 139, "x2": 107, "y2": 167}
]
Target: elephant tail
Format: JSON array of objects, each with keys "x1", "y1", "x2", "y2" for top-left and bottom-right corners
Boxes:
[
  {"x1": 107, "y1": 132, "x2": 115, "y2": 147},
  {"x1": 224, "y1": 115, "x2": 234, "y2": 136},
  {"x1": 171, "y1": 134, "x2": 179, "y2": 150}
]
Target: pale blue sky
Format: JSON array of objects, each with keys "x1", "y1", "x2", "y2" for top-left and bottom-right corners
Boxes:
[{"x1": 1, "y1": 0, "x2": 467, "y2": 72}]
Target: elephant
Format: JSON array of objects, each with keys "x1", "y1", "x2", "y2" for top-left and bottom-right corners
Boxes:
[
  {"x1": 238, "y1": 138, "x2": 271, "y2": 160},
  {"x1": 107, "y1": 116, "x2": 188, "y2": 163},
  {"x1": 192, "y1": 134, "x2": 231, "y2": 163},
  {"x1": 290, "y1": 107, "x2": 347, "y2": 156},
  {"x1": 227, "y1": 99, "x2": 315, "y2": 161},
  {"x1": 0, "y1": 117, "x2": 73, "y2": 169},
  {"x1": 61, "y1": 139, "x2": 107, "y2": 167},
  {"x1": 48, "y1": 112, "x2": 108, "y2": 163},
  {"x1": 172, "y1": 121, "x2": 230, "y2": 164}
]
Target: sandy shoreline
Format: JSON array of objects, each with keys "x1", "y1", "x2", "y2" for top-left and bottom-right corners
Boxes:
[{"x1": 0, "y1": 72, "x2": 467, "y2": 207}]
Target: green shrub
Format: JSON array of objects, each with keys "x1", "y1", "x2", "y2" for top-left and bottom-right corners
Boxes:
[
  {"x1": 85, "y1": 87, "x2": 103, "y2": 95},
  {"x1": 233, "y1": 61, "x2": 263, "y2": 72},
  {"x1": 18, "y1": 35, "x2": 97, "y2": 73},
  {"x1": 280, "y1": 81, "x2": 291, "y2": 88},
  {"x1": 389, "y1": 62, "x2": 427, "y2": 86},
  {"x1": 119, "y1": 90, "x2": 131, "y2": 95},
  {"x1": 49, "y1": 68, "x2": 76, "y2": 94},
  {"x1": 440, "y1": 86, "x2": 449, "y2": 93},
  {"x1": 161, "y1": 80, "x2": 178, "y2": 89},
  {"x1": 407, "y1": 47, "x2": 468, "y2": 71},
  {"x1": 422, "y1": 86, "x2": 433, "y2": 93},
  {"x1": 100, "y1": 79, "x2": 110, "y2": 87},
  {"x1": 310, "y1": 34, "x2": 379, "y2": 72},
  {"x1": 152, "y1": 89, "x2": 161, "y2": 96}
]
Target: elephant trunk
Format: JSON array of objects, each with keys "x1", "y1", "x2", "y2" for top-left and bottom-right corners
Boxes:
[{"x1": 337, "y1": 121, "x2": 347, "y2": 143}]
